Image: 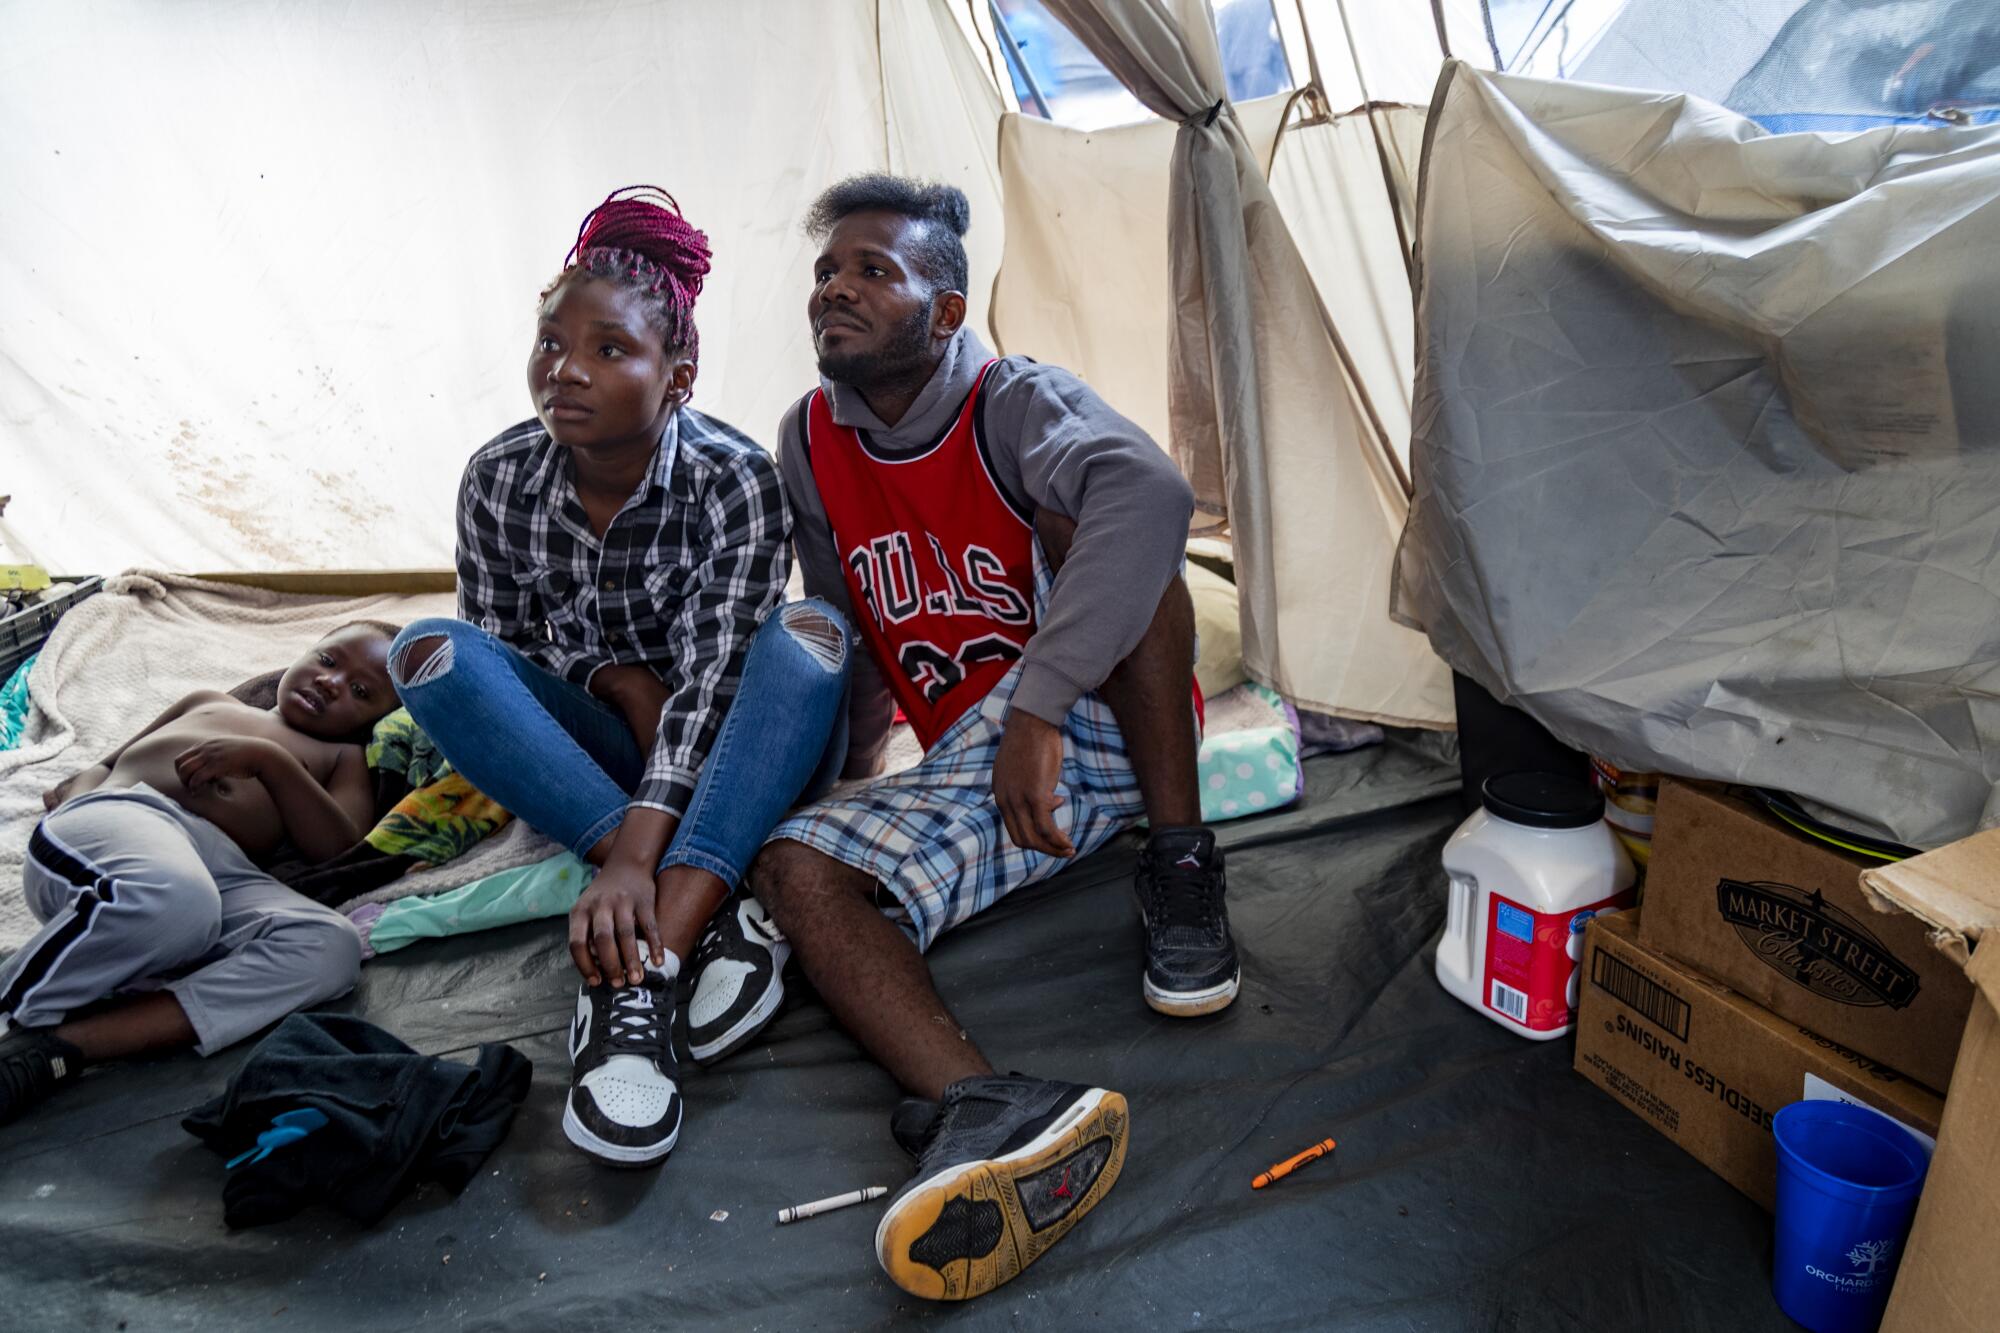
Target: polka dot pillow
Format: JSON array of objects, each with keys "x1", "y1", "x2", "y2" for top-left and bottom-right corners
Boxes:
[{"x1": 1197, "y1": 683, "x2": 1303, "y2": 823}]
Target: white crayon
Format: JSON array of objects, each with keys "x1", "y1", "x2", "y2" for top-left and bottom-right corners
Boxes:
[{"x1": 776, "y1": 1185, "x2": 888, "y2": 1225}]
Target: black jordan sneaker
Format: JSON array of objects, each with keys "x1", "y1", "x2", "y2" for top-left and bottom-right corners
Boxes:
[
  {"x1": 1134, "y1": 826, "x2": 1241, "y2": 1016},
  {"x1": 876, "y1": 1074, "x2": 1129, "y2": 1301},
  {"x1": 563, "y1": 963, "x2": 681, "y2": 1167},
  {"x1": 0, "y1": 1028, "x2": 81, "y2": 1126},
  {"x1": 686, "y1": 890, "x2": 791, "y2": 1065},
  {"x1": 890, "y1": 1093, "x2": 941, "y2": 1157}
]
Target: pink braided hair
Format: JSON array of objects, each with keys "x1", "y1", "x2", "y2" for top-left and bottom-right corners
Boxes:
[{"x1": 546, "y1": 185, "x2": 714, "y2": 361}]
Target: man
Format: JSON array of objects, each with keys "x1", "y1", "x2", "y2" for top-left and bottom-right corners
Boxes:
[{"x1": 744, "y1": 174, "x2": 1238, "y2": 1300}]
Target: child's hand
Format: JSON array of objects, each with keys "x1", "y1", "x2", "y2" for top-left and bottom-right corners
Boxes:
[
  {"x1": 42, "y1": 763, "x2": 109, "y2": 811},
  {"x1": 174, "y1": 737, "x2": 283, "y2": 792}
]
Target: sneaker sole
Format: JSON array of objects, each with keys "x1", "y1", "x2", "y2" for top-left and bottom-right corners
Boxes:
[
  {"x1": 875, "y1": 1087, "x2": 1128, "y2": 1301},
  {"x1": 561, "y1": 1100, "x2": 680, "y2": 1168},
  {"x1": 688, "y1": 970, "x2": 786, "y2": 1066},
  {"x1": 1143, "y1": 968, "x2": 1241, "y2": 1017}
]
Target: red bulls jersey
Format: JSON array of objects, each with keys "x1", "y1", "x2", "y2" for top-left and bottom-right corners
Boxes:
[{"x1": 804, "y1": 363, "x2": 1036, "y2": 750}]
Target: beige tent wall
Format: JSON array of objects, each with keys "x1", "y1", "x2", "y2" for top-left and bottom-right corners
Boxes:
[
  {"x1": 1268, "y1": 106, "x2": 1425, "y2": 470},
  {"x1": 1257, "y1": 102, "x2": 1447, "y2": 725},
  {"x1": 0, "y1": 0, "x2": 1000, "y2": 574},
  {"x1": 990, "y1": 86, "x2": 1448, "y2": 726},
  {"x1": 988, "y1": 95, "x2": 1290, "y2": 450}
]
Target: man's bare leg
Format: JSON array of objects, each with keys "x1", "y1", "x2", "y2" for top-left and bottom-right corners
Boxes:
[
  {"x1": 1034, "y1": 512, "x2": 1201, "y2": 827},
  {"x1": 752, "y1": 837, "x2": 1127, "y2": 1302},
  {"x1": 751, "y1": 839, "x2": 992, "y2": 1100},
  {"x1": 1035, "y1": 511, "x2": 1237, "y2": 1016}
]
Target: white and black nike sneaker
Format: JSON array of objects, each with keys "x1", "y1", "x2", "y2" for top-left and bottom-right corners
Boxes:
[
  {"x1": 564, "y1": 962, "x2": 681, "y2": 1167},
  {"x1": 1135, "y1": 827, "x2": 1241, "y2": 1017},
  {"x1": 686, "y1": 890, "x2": 791, "y2": 1065},
  {"x1": 876, "y1": 1074, "x2": 1129, "y2": 1301}
]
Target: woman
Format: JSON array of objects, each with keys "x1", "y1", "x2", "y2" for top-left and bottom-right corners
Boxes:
[{"x1": 390, "y1": 187, "x2": 850, "y2": 1168}]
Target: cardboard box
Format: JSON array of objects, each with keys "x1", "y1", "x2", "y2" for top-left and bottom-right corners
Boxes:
[
  {"x1": 1575, "y1": 910, "x2": 1943, "y2": 1211},
  {"x1": 1862, "y1": 833, "x2": 2000, "y2": 1333},
  {"x1": 1639, "y1": 780, "x2": 1974, "y2": 1093}
]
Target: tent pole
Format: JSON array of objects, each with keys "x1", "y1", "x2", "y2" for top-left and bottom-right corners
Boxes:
[
  {"x1": 987, "y1": 2, "x2": 1054, "y2": 120},
  {"x1": 1287, "y1": 0, "x2": 1329, "y2": 122},
  {"x1": 1327, "y1": 0, "x2": 1416, "y2": 285},
  {"x1": 962, "y1": 0, "x2": 1007, "y2": 98}
]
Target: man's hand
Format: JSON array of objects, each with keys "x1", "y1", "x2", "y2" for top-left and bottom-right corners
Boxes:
[
  {"x1": 992, "y1": 710, "x2": 1075, "y2": 858},
  {"x1": 173, "y1": 737, "x2": 284, "y2": 792},
  {"x1": 568, "y1": 860, "x2": 663, "y2": 987},
  {"x1": 591, "y1": 664, "x2": 672, "y2": 755}
]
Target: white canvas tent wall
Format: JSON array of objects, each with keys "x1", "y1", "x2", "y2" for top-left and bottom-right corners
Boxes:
[
  {"x1": 1, "y1": 0, "x2": 1462, "y2": 730},
  {"x1": 1, "y1": 0, "x2": 1005, "y2": 571}
]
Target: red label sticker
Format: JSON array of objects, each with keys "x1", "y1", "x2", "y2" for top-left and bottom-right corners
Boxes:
[{"x1": 1483, "y1": 889, "x2": 1632, "y2": 1031}]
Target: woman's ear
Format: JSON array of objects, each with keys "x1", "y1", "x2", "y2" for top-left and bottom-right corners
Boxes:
[{"x1": 669, "y1": 355, "x2": 697, "y2": 404}]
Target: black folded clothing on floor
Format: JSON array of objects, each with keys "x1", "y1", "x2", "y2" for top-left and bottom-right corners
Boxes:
[{"x1": 182, "y1": 1012, "x2": 532, "y2": 1229}]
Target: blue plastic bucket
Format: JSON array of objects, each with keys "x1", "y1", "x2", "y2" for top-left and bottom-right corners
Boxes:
[{"x1": 1771, "y1": 1100, "x2": 1930, "y2": 1332}]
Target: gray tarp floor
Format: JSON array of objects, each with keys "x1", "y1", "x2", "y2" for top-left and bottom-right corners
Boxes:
[{"x1": 0, "y1": 738, "x2": 1798, "y2": 1331}]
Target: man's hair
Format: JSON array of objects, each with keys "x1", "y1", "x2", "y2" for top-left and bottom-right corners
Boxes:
[
  {"x1": 542, "y1": 185, "x2": 714, "y2": 362},
  {"x1": 333, "y1": 619, "x2": 403, "y2": 642},
  {"x1": 803, "y1": 174, "x2": 970, "y2": 297}
]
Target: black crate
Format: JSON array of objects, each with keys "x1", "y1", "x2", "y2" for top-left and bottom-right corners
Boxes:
[{"x1": 1, "y1": 576, "x2": 103, "y2": 681}]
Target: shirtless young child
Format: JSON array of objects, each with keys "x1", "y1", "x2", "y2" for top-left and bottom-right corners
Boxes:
[{"x1": 0, "y1": 621, "x2": 401, "y2": 1125}]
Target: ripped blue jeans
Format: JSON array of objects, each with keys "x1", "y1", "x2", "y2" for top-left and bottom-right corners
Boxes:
[{"x1": 387, "y1": 600, "x2": 851, "y2": 889}]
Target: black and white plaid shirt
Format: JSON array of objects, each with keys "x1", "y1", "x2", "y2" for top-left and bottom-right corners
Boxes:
[{"x1": 456, "y1": 407, "x2": 791, "y2": 819}]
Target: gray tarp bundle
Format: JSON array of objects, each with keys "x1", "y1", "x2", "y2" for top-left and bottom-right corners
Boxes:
[
  {"x1": 0, "y1": 745, "x2": 1798, "y2": 1330},
  {"x1": 1396, "y1": 62, "x2": 2000, "y2": 849}
]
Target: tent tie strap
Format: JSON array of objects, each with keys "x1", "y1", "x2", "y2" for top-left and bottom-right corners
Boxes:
[{"x1": 1184, "y1": 99, "x2": 1225, "y2": 129}]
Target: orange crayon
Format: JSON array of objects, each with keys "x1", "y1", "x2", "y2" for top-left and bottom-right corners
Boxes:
[{"x1": 1252, "y1": 1137, "x2": 1337, "y2": 1189}]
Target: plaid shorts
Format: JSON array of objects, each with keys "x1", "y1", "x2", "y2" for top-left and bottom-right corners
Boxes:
[{"x1": 767, "y1": 553, "x2": 1147, "y2": 951}]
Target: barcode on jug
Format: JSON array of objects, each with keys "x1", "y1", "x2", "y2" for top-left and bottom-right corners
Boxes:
[
  {"x1": 1591, "y1": 949, "x2": 1690, "y2": 1040},
  {"x1": 1490, "y1": 980, "x2": 1529, "y2": 1023}
]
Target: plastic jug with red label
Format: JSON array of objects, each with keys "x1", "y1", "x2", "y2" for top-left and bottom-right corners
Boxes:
[{"x1": 1435, "y1": 771, "x2": 1636, "y2": 1039}]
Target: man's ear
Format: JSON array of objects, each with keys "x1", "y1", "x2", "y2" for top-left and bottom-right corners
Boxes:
[{"x1": 931, "y1": 291, "x2": 968, "y2": 343}]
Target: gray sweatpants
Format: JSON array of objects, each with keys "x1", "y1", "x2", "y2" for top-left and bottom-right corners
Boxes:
[{"x1": 0, "y1": 784, "x2": 362, "y2": 1056}]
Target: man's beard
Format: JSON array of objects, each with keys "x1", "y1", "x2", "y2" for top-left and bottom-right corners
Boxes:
[{"x1": 816, "y1": 302, "x2": 934, "y2": 389}]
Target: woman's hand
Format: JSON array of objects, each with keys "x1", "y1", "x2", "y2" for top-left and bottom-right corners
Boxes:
[
  {"x1": 173, "y1": 737, "x2": 284, "y2": 792},
  {"x1": 568, "y1": 859, "x2": 663, "y2": 987}
]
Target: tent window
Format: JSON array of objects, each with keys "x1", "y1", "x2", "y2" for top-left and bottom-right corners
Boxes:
[
  {"x1": 991, "y1": 0, "x2": 1294, "y2": 129},
  {"x1": 1484, "y1": 0, "x2": 1627, "y2": 78},
  {"x1": 1484, "y1": 0, "x2": 2000, "y2": 131}
]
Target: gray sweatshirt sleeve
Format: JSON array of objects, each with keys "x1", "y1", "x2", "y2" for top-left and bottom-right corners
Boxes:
[
  {"x1": 982, "y1": 359, "x2": 1195, "y2": 725},
  {"x1": 776, "y1": 400, "x2": 899, "y2": 778}
]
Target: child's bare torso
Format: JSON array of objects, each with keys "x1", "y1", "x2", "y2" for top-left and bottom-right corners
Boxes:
[{"x1": 103, "y1": 692, "x2": 352, "y2": 858}]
